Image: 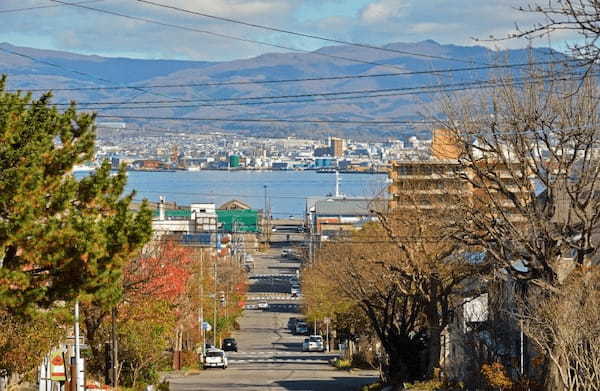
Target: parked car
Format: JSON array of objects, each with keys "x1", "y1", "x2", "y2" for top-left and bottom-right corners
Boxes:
[
  {"x1": 203, "y1": 348, "x2": 228, "y2": 369},
  {"x1": 301, "y1": 338, "x2": 310, "y2": 352},
  {"x1": 306, "y1": 335, "x2": 325, "y2": 352},
  {"x1": 295, "y1": 322, "x2": 308, "y2": 335},
  {"x1": 290, "y1": 285, "x2": 300, "y2": 296},
  {"x1": 257, "y1": 301, "x2": 269, "y2": 309},
  {"x1": 222, "y1": 338, "x2": 238, "y2": 352},
  {"x1": 281, "y1": 249, "x2": 290, "y2": 257},
  {"x1": 287, "y1": 317, "x2": 298, "y2": 330}
]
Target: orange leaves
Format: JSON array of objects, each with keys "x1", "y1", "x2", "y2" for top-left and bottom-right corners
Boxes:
[
  {"x1": 481, "y1": 362, "x2": 513, "y2": 390},
  {"x1": 124, "y1": 240, "x2": 195, "y2": 302}
]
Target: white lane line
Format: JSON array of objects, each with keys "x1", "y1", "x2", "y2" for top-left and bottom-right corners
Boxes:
[{"x1": 229, "y1": 359, "x2": 329, "y2": 364}]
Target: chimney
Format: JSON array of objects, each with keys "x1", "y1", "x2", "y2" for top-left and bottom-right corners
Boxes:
[{"x1": 159, "y1": 196, "x2": 165, "y2": 220}]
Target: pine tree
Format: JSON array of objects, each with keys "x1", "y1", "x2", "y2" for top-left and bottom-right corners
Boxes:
[{"x1": 0, "y1": 76, "x2": 153, "y2": 316}]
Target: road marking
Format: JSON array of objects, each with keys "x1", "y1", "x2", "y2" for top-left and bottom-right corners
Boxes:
[
  {"x1": 229, "y1": 358, "x2": 330, "y2": 364},
  {"x1": 228, "y1": 351, "x2": 333, "y2": 356},
  {"x1": 246, "y1": 296, "x2": 301, "y2": 301}
]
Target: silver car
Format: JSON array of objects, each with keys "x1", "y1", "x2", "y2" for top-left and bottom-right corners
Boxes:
[{"x1": 306, "y1": 335, "x2": 325, "y2": 352}]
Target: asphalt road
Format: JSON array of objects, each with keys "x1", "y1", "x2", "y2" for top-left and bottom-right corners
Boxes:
[{"x1": 168, "y1": 248, "x2": 377, "y2": 391}]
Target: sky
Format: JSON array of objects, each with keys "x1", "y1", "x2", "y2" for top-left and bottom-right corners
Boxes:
[{"x1": 0, "y1": 0, "x2": 559, "y2": 61}]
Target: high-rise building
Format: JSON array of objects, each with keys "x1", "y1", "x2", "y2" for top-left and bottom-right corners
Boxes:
[
  {"x1": 388, "y1": 129, "x2": 529, "y2": 222},
  {"x1": 329, "y1": 137, "x2": 345, "y2": 157}
]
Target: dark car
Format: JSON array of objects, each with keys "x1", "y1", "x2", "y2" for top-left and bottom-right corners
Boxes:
[
  {"x1": 288, "y1": 317, "x2": 298, "y2": 331},
  {"x1": 222, "y1": 338, "x2": 238, "y2": 352}
]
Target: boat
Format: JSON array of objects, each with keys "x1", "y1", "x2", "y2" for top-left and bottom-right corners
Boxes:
[
  {"x1": 316, "y1": 168, "x2": 337, "y2": 174},
  {"x1": 72, "y1": 164, "x2": 97, "y2": 172}
]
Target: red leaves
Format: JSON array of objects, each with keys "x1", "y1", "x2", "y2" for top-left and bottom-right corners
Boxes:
[{"x1": 125, "y1": 240, "x2": 194, "y2": 302}]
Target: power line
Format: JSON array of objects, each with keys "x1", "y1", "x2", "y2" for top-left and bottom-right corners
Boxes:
[
  {"x1": 0, "y1": 46, "x2": 177, "y2": 102},
  {"x1": 136, "y1": 0, "x2": 488, "y2": 66},
  {"x1": 0, "y1": 0, "x2": 105, "y2": 13},
  {"x1": 47, "y1": 0, "x2": 468, "y2": 73},
  {"x1": 0, "y1": 46, "x2": 241, "y2": 115},
  {"x1": 40, "y1": 69, "x2": 589, "y2": 109},
  {"x1": 6, "y1": 59, "x2": 576, "y2": 93},
  {"x1": 95, "y1": 115, "x2": 433, "y2": 125}
]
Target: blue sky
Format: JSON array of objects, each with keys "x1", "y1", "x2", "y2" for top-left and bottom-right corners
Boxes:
[{"x1": 0, "y1": 0, "x2": 559, "y2": 61}]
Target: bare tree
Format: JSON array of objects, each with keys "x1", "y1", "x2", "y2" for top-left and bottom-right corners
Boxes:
[
  {"x1": 519, "y1": 268, "x2": 600, "y2": 391},
  {"x1": 437, "y1": 69, "x2": 600, "y2": 389},
  {"x1": 377, "y1": 204, "x2": 483, "y2": 379},
  {"x1": 314, "y1": 225, "x2": 429, "y2": 386},
  {"x1": 515, "y1": 0, "x2": 600, "y2": 67}
]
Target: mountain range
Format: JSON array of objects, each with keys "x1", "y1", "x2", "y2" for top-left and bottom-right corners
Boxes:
[{"x1": 0, "y1": 41, "x2": 560, "y2": 140}]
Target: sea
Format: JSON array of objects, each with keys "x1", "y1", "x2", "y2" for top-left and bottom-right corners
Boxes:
[{"x1": 78, "y1": 170, "x2": 388, "y2": 217}]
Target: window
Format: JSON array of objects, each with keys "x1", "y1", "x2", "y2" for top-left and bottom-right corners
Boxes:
[
  {"x1": 420, "y1": 165, "x2": 433, "y2": 175},
  {"x1": 398, "y1": 166, "x2": 414, "y2": 175}
]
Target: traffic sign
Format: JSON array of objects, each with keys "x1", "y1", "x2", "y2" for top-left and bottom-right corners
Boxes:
[{"x1": 50, "y1": 351, "x2": 66, "y2": 381}]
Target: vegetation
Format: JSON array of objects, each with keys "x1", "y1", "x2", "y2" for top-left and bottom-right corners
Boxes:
[
  {"x1": 0, "y1": 76, "x2": 153, "y2": 388},
  {"x1": 83, "y1": 241, "x2": 247, "y2": 387},
  {"x1": 304, "y1": 63, "x2": 600, "y2": 389},
  {"x1": 304, "y1": 202, "x2": 482, "y2": 386},
  {"x1": 0, "y1": 77, "x2": 152, "y2": 315}
]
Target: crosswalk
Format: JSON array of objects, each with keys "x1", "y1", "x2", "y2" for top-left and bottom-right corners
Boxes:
[
  {"x1": 228, "y1": 358, "x2": 330, "y2": 364},
  {"x1": 249, "y1": 274, "x2": 297, "y2": 280},
  {"x1": 246, "y1": 294, "x2": 301, "y2": 301},
  {"x1": 244, "y1": 303, "x2": 300, "y2": 312},
  {"x1": 226, "y1": 351, "x2": 336, "y2": 365}
]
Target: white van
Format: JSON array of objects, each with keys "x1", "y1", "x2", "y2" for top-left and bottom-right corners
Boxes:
[{"x1": 203, "y1": 348, "x2": 228, "y2": 369}]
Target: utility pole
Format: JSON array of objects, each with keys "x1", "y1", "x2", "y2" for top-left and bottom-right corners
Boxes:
[
  {"x1": 74, "y1": 300, "x2": 83, "y2": 391},
  {"x1": 263, "y1": 185, "x2": 269, "y2": 244},
  {"x1": 111, "y1": 307, "x2": 117, "y2": 387},
  {"x1": 213, "y1": 255, "x2": 218, "y2": 347},
  {"x1": 200, "y1": 250, "x2": 205, "y2": 357}
]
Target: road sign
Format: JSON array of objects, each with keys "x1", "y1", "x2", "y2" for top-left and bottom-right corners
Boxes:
[
  {"x1": 202, "y1": 321, "x2": 212, "y2": 331},
  {"x1": 50, "y1": 351, "x2": 66, "y2": 381}
]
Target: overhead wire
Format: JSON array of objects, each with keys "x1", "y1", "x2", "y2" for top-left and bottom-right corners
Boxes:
[
  {"x1": 0, "y1": 0, "x2": 105, "y2": 13},
  {"x1": 5, "y1": 59, "x2": 579, "y2": 93},
  {"x1": 48, "y1": 0, "x2": 476, "y2": 73},
  {"x1": 0, "y1": 45, "x2": 242, "y2": 115},
  {"x1": 36, "y1": 68, "x2": 591, "y2": 110},
  {"x1": 136, "y1": 0, "x2": 488, "y2": 65},
  {"x1": 95, "y1": 115, "x2": 433, "y2": 125}
]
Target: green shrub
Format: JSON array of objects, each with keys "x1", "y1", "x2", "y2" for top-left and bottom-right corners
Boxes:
[
  {"x1": 333, "y1": 358, "x2": 352, "y2": 370},
  {"x1": 359, "y1": 382, "x2": 383, "y2": 391},
  {"x1": 404, "y1": 379, "x2": 465, "y2": 391}
]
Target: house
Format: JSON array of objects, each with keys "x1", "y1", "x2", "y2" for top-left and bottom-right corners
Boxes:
[
  {"x1": 151, "y1": 199, "x2": 217, "y2": 237},
  {"x1": 218, "y1": 199, "x2": 252, "y2": 210},
  {"x1": 307, "y1": 197, "x2": 387, "y2": 241}
]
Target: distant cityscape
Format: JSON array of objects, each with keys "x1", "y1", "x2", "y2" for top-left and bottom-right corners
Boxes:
[{"x1": 84, "y1": 125, "x2": 436, "y2": 173}]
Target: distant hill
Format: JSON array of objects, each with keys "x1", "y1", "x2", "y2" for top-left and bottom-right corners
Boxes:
[{"x1": 0, "y1": 41, "x2": 562, "y2": 140}]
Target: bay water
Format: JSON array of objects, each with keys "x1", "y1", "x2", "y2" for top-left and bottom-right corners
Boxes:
[{"x1": 118, "y1": 170, "x2": 387, "y2": 217}]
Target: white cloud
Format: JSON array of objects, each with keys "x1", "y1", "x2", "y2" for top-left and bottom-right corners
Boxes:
[
  {"x1": 360, "y1": 0, "x2": 410, "y2": 24},
  {"x1": 0, "y1": 0, "x2": 577, "y2": 60}
]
